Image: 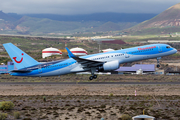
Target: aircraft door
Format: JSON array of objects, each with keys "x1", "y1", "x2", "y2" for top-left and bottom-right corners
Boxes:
[
  {"x1": 38, "y1": 65, "x2": 42, "y2": 73},
  {"x1": 69, "y1": 62, "x2": 72, "y2": 68},
  {"x1": 125, "y1": 52, "x2": 129, "y2": 58},
  {"x1": 158, "y1": 46, "x2": 162, "y2": 52}
]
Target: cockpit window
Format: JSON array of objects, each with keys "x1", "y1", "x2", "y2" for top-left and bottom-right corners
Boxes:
[{"x1": 166, "y1": 46, "x2": 171, "y2": 49}]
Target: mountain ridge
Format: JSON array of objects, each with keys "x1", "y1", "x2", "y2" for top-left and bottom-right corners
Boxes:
[
  {"x1": 129, "y1": 3, "x2": 180, "y2": 34},
  {"x1": 22, "y1": 12, "x2": 157, "y2": 23},
  {"x1": 0, "y1": 11, "x2": 17, "y2": 21},
  {"x1": 0, "y1": 12, "x2": 155, "y2": 34}
]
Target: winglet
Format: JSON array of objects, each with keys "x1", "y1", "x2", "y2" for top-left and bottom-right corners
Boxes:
[{"x1": 65, "y1": 47, "x2": 76, "y2": 58}]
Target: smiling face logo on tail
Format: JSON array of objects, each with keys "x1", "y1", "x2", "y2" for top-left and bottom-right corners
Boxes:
[{"x1": 13, "y1": 53, "x2": 24, "y2": 63}]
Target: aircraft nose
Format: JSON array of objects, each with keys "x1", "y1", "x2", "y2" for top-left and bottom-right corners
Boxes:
[{"x1": 174, "y1": 48, "x2": 177, "y2": 53}]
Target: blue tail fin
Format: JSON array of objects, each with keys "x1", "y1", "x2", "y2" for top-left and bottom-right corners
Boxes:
[
  {"x1": 65, "y1": 47, "x2": 76, "y2": 58},
  {"x1": 3, "y1": 43, "x2": 39, "y2": 70}
]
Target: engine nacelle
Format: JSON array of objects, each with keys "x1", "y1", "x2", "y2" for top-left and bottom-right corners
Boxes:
[{"x1": 98, "y1": 60, "x2": 119, "y2": 72}]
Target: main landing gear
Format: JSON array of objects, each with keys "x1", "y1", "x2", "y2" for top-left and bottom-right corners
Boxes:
[
  {"x1": 156, "y1": 57, "x2": 161, "y2": 68},
  {"x1": 89, "y1": 67, "x2": 97, "y2": 80},
  {"x1": 89, "y1": 75, "x2": 97, "y2": 80}
]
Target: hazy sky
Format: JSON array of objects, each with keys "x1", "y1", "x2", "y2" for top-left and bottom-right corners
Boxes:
[{"x1": 0, "y1": 0, "x2": 179, "y2": 14}]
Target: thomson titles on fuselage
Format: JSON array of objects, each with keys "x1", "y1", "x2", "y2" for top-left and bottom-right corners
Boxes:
[{"x1": 138, "y1": 46, "x2": 156, "y2": 51}]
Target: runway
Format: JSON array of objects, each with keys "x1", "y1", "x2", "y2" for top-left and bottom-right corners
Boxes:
[
  {"x1": 0, "y1": 82, "x2": 180, "y2": 85},
  {"x1": 0, "y1": 81, "x2": 180, "y2": 96}
]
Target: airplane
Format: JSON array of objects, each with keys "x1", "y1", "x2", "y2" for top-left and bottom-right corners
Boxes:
[{"x1": 3, "y1": 43, "x2": 177, "y2": 80}]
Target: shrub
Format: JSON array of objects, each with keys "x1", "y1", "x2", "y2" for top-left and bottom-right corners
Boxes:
[
  {"x1": 121, "y1": 114, "x2": 131, "y2": 120},
  {"x1": 43, "y1": 96, "x2": 46, "y2": 102},
  {"x1": 0, "y1": 101, "x2": 14, "y2": 110},
  {"x1": 100, "y1": 104, "x2": 106, "y2": 108},
  {"x1": 109, "y1": 93, "x2": 113, "y2": 97},
  {"x1": 23, "y1": 118, "x2": 32, "y2": 120},
  {"x1": 14, "y1": 111, "x2": 21, "y2": 119},
  {"x1": 0, "y1": 112, "x2": 7, "y2": 120}
]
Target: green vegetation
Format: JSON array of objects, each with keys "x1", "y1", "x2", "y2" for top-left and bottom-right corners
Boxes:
[
  {"x1": 132, "y1": 27, "x2": 180, "y2": 35},
  {"x1": 0, "y1": 101, "x2": 14, "y2": 110},
  {"x1": 0, "y1": 57, "x2": 11, "y2": 64},
  {"x1": 14, "y1": 111, "x2": 21, "y2": 119},
  {"x1": 121, "y1": 114, "x2": 131, "y2": 120},
  {"x1": 43, "y1": 96, "x2": 46, "y2": 102},
  {"x1": 0, "y1": 113, "x2": 7, "y2": 120},
  {"x1": 109, "y1": 93, "x2": 114, "y2": 97}
]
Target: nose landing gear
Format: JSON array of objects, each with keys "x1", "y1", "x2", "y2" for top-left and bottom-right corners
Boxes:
[
  {"x1": 157, "y1": 57, "x2": 161, "y2": 68},
  {"x1": 157, "y1": 64, "x2": 160, "y2": 68}
]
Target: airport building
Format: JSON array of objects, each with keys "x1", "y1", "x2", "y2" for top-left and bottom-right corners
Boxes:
[
  {"x1": 114, "y1": 64, "x2": 155, "y2": 74},
  {"x1": 0, "y1": 62, "x2": 16, "y2": 74},
  {"x1": 114, "y1": 64, "x2": 164, "y2": 75}
]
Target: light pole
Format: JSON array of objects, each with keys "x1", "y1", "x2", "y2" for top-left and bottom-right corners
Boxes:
[{"x1": 97, "y1": 41, "x2": 102, "y2": 53}]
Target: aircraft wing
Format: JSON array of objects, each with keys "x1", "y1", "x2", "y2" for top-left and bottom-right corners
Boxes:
[
  {"x1": 66, "y1": 47, "x2": 104, "y2": 68},
  {"x1": 72, "y1": 57, "x2": 104, "y2": 68}
]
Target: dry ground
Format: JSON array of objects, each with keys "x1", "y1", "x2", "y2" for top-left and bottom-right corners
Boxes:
[
  {"x1": 0, "y1": 84, "x2": 180, "y2": 96},
  {"x1": 0, "y1": 74, "x2": 179, "y2": 120},
  {"x1": 0, "y1": 74, "x2": 180, "y2": 82},
  {"x1": 0, "y1": 94, "x2": 179, "y2": 120}
]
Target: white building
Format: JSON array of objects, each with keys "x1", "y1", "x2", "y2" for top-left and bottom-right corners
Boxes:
[
  {"x1": 42, "y1": 47, "x2": 62, "y2": 58},
  {"x1": 102, "y1": 48, "x2": 115, "y2": 53}
]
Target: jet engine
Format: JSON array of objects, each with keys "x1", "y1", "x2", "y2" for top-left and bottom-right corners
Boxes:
[{"x1": 98, "y1": 60, "x2": 119, "y2": 72}]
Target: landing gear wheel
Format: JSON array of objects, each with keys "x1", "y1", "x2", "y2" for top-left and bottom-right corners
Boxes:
[
  {"x1": 93, "y1": 75, "x2": 97, "y2": 79},
  {"x1": 157, "y1": 64, "x2": 160, "y2": 68},
  {"x1": 89, "y1": 76, "x2": 93, "y2": 80},
  {"x1": 156, "y1": 57, "x2": 161, "y2": 68}
]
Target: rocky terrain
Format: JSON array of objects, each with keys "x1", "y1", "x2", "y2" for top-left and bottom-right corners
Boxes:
[
  {"x1": 0, "y1": 74, "x2": 179, "y2": 120},
  {"x1": 0, "y1": 95, "x2": 179, "y2": 120}
]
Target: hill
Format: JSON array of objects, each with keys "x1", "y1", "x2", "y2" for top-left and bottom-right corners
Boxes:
[
  {"x1": 0, "y1": 11, "x2": 157, "y2": 35},
  {"x1": 129, "y1": 3, "x2": 180, "y2": 35},
  {"x1": 0, "y1": 11, "x2": 17, "y2": 21},
  {"x1": 14, "y1": 16, "x2": 104, "y2": 34},
  {"x1": 23, "y1": 13, "x2": 156, "y2": 23}
]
